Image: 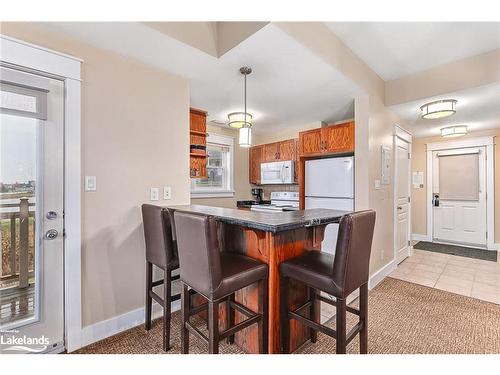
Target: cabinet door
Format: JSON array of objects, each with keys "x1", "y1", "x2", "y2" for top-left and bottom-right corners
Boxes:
[
  {"x1": 299, "y1": 128, "x2": 322, "y2": 156},
  {"x1": 278, "y1": 139, "x2": 296, "y2": 161},
  {"x1": 263, "y1": 142, "x2": 280, "y2": 162},
  {"x1": 190, "y1": 112, "x2": 206, "y2": 133},
  {"x1": 249, "y1": 145, "x2": 263, "y2": 184},
  {"x1": 322, "y1": 121, "x2": 355, "y2": 154}
]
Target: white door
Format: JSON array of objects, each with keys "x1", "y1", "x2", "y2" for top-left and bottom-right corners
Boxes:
[
  {"x1": 432, "y1": 147, "x2": 486, "y2": 247},
  {"x1": 0, "y1": 67, "x2": 65, "y2": 353},
  {"x1": 395, "y1": 137, "x2": 411, "y2": 264}
]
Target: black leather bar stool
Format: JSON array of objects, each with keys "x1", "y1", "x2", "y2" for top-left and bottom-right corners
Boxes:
[
  {"x1": 142, "y1": 204, "x2": 190, "y2": 351},
  {"x1": 174, "y1": 211, "x2": 269, "y2": 354},
  {"x1": 280, "y1": 210, "x2": 376, "y2": 354}
]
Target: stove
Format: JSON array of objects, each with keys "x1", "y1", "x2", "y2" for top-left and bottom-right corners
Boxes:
[{"x1": 250, "y1": 191, "x2": 299, "y2": 212}]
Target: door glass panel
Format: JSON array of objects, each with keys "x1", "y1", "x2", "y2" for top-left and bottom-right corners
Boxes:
[
  {"x1": 439, "y1": 153, "x2": 479, "y2": 200},
  {"x1": 0, "y1": 113, "x2": 38, "y2": 327}
]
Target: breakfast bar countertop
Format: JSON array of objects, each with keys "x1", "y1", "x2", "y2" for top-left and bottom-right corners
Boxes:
[{"x1": 165, "y1": 204, "x2": 351, "y2": 233}]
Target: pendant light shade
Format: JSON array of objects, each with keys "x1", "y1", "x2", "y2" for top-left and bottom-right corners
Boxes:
[
  {"x1": 239, "y1": 126, "x2": 252, "y2": 147},
  {"x1": 441, "y1": 125, "x2": 468, "y2": 137},
  {"x1": 228, "y1": 112, "x2": 252, "y2": 128},
  {"x1": 228, "y1": 67, "x2": 253, "y2": 146},
  {"x1": 420, "y1": 99, "x2": 457, "y2": 119}
]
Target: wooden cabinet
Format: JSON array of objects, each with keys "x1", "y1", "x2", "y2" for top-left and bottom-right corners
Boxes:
[
  {"x1": 189, "y1": 108, "x2": 208, "y2": 179},
  {"x1": 249, "y1": 139, "x2": 298, "y2": 185},
  {"x1": 322, "y1": 121, "x2": 355, "y2": 154},
  {"x1": 263, "y1": 142, "x2": 280, "y2": 162},
  {"x1": 249, "y1": 145, "x2": 263, "y2": 185},
  {"x1": 298, "y1": 121, "x2": 354, "y2": 156},
  {"x1": 279, "y1": 139, "x2": 296, "y2": 161},
  {"x1": 299, "y1": 128, "x2": 322, "y2": 156}
]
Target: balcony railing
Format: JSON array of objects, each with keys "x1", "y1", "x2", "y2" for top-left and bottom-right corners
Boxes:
[{"x1": 1, "y1": 198, "x2": 36, "y2": 289}]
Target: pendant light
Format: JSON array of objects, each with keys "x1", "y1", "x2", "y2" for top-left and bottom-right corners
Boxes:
[
  {"x1": 420, "y1": 99, "x2": 457, "y2": 119},
  {"x1": 228, "y1": 67, "x2": 253, "y2": 147}
]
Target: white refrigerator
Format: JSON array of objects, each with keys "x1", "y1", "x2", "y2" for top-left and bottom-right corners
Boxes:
[{"x1": 305, "y1": 156, "x2": 354, "y2": 255}]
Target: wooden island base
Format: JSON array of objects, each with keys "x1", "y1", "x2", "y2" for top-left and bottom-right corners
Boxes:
[{"x1": 215, "y1": 223, "x2": 326, "y2": 354}]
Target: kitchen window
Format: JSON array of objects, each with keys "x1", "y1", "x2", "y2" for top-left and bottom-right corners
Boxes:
[{"x1": 191, "y1": 133, "x2": 234, "y2": 198}]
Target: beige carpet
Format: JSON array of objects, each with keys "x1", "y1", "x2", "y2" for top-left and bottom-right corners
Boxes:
[{"x1": 75, "y1": 278, "x2": 500, "y2": 354}]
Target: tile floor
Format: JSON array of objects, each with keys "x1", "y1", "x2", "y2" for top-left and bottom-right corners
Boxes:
[{"x1": 390, "y1": 248, "x2": 500, "y2": 305}]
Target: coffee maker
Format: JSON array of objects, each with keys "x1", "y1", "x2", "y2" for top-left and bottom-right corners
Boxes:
[{"x1": 251, "y1": 188, "x2": 263, "y2": 203}]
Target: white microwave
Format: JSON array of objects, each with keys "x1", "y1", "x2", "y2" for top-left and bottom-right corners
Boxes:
[{"x1": 261, "y1": 160, "x2": 294, "y2": 184}]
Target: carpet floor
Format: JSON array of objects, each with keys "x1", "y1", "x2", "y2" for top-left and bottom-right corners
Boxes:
[{"x1": 75, "y1": 278, "x2": 500, "y2": 354}]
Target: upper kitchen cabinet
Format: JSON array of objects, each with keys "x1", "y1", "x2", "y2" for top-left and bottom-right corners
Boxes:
[
  {"x1": 322, "y1": 121, "x2": 355, "y2": 154},
  {"x1": 298, "y1": 121, "x2": 354, "y2": 156},
  {"x1": 249, "y1": 145, "x2": 263, "y2": 185},
  {"x1": 279, "y1": 139, "x2": 296, "y2": 161},
  {"x1": 298, "y1": 128, "x2": 322, "y2": 156},
  {"x1": 263, "y1": 142, "x2": 280, "y2": 162}
]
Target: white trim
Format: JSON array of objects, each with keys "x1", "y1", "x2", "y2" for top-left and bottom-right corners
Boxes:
[
  {"x1": 368, "y1": 260, "x2": 397, "y2": 290},
  {"x1": 393, "y1": 127, "x2": 412, "y2": 267},
  {"x1": 1, "y1": 35, "x2": 83, "y2": 352},
  {"x1": 426, "y1": 136, "x2": 495, "y2": 250},
  {"x1": 394, "y1": 124, "x2": 412, "y2": 144},
  {"x1": 412, "y1": 234, "x2": 428, "y2": 242},
  {"x1": 80, "y1": 301, "x2": 180, "y2": 349},
  {"x1": 191, "y1": 190, "x2": 235, "y2": 199},
  {"x1": 207, "y1": 132, "x2": 234, "y2": 146},
  {"x1": 1, "y1": 35, "x2": 82, "y2": 80}
]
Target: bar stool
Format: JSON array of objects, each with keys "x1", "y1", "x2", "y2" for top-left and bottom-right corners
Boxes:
[
  {"x1": 174, "y1": 211, "x2": 269, "y2": 354},
  {"x1": 280, "y1": 210, "x2": 376, "y2": 354},
  {"x1": 141, "y1": 204, "x2": 187, "y2": 351}
]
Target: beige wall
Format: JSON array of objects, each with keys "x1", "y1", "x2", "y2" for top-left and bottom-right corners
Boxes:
[
  {"x1": 190, "y1": 125, "x2": 253, "y2": 208},
  {"x1": 0, "y1": 23, "x2": 191, "y2": 326},
  {"x1": 275, "y1": 22, "x2": 407, "y2": 277},
  {"x1": 411, "y1": 129, "x2": 500, "y2": 242}
]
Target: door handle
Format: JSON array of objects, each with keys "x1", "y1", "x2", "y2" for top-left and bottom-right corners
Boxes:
[
  {"x1": 45, "y1": 229, "x2": 59, "y2": 240},
  {"x1": 397, "y1": 206, "x2": 403, "y2": 210}
]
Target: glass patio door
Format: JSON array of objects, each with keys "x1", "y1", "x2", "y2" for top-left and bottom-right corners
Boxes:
[{"x1": 0, "y1": 67, "x2": 64, "y2": 353}]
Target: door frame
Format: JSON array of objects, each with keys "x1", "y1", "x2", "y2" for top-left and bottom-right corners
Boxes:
[
  {"x1": 426, "y1": 136, "x2": 494, "y2": 250},
  {"x1": 393, "y1": 125, "x2": 413, "y2": 262},
  {"x1": 1, "y1": 34, "x2": 83, "y2": 351}
]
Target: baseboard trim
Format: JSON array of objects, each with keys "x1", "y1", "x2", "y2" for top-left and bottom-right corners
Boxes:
[
  {"x1": 412, "y1": 234, "x2": 428, "y2": 242},
  {"x1": 368, "y1": 260, "x2": 396, "y2": 290},
  {"x1": 77, "y1": 300, "x2": 181, "y2": 352}
]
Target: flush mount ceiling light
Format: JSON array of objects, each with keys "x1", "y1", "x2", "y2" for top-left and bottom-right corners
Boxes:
[
  {"x1": 441, "y1": 125, "x2": 468, "y2": 137},
  {"x1": 420, "y1": 99, "x2": 457, "y2": 119}
]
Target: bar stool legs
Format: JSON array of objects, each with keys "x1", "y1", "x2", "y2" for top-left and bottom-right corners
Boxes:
[
  {"x1": 258, "y1": 278, "x2": 269, "y2": 354},
  {"x1": 145, "y1": 262, "x2": 153, "y2": 331},
  {"x1": 359, "y1": 283, "x2": 368, "y2": 354},
  {"x1": 208, "y1": 301, "x2": 220, "y2": 354},
  {"x1": 181, "y1": 284, "x2": 190, "y2": 354},
  {"x1": 163, "y1": 270, "x2": 172, "y2": 351},
  {"x1": 226, "y1": 293, "x2": 235, "y2": 344},
  {"x1": 336, "y1": 298, "x2": 347, "y2": 354},
  {"x1": 280, "y1": 276, "x2": 290, "y2": 354},
  {"x1": 309, "y1": 287, "x2": 317, "y2": 344}
]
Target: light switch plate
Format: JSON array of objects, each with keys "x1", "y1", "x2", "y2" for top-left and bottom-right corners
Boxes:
[
  {"x1": 163, "y1": 186, "x2": 172, "y2": 200},
  {"x1": 150, "y1": 187, "x2": 159, "y2": 201},
  {"x1": 85, "y1": 176, "x2": 97, "y2": 192},
  {"x1": 374, "y1": 179, "x2": 381, "y2": 189}
]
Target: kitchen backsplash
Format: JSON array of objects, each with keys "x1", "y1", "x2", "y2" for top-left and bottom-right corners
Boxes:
[{"x1": 252, "y1": 184, "x2": 299, "y2": 200}]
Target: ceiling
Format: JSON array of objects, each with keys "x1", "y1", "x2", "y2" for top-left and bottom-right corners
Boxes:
[
  {"x1": 41, "y1": 22, "x2": 362, "y2": 134},
  {"x1": 390, "y1": 82, "x2": 500, "y2": 138},
  {"x1": 326, "y1": 22, "x2": 500, "y2": 81}
]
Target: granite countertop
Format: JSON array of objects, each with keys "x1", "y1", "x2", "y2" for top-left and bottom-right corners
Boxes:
[{"x1": 165, "y1": 204, "x2": 351, "y2": 233}]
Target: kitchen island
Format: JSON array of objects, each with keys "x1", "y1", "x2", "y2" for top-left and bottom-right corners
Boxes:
[{"x1": 167, "y1": 205, "x2": 350, "y2": 354}]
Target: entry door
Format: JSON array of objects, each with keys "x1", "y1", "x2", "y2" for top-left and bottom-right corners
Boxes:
[
  {"x1": 0, "y1": 67, "x2": 64, "y2": 353},
  {"x1": 395, "y1": 137, "x2": 411, "y2": 264},
  {"x1": 432, "y1": 147, "x2": 486, "y2": 247}
]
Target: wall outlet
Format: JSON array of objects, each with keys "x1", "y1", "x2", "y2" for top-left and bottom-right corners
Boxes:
[
  {"x1": 163, "y1": 186, "x2": 172, "y2": 200},
  {"x1": 150, "y1": 187, "x2": 159, "y2": 201},
  {"x1": 85, "y1": 176, "x2": 97, "y2": 192}
]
